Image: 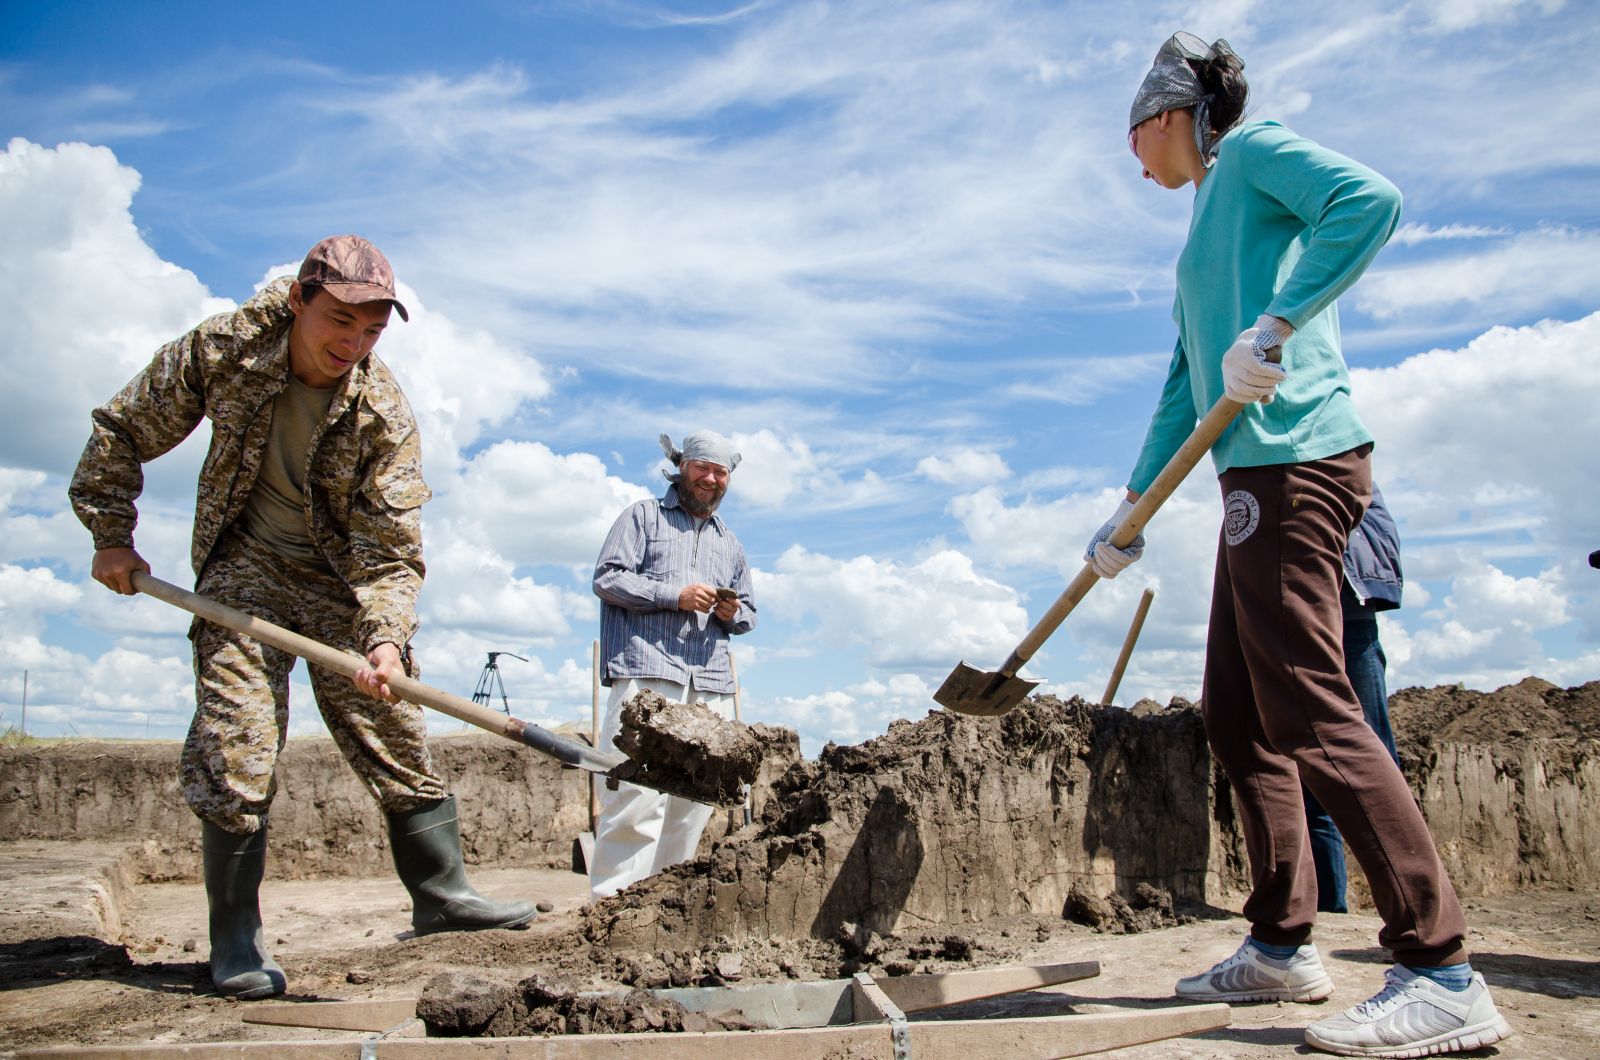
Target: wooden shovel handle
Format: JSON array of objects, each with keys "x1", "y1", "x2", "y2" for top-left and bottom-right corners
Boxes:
[
  {"x1": 131, "y1": 571, "x2": 623, "y2": 772},
  {"x1": 997, "y1": 363, "x2": 1276, "y2": 678}
]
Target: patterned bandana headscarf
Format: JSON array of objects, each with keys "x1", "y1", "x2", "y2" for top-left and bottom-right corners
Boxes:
[
  {"x1": 1128, "y1": 32, "x2": 1241, "y2": 168},
  {"x1": 659, "y1": 431, "x2": 741, "y2": 482}
]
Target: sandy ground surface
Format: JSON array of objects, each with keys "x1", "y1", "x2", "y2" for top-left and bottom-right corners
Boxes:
[{"x1": 2, "y1": 855, "x2": 1596, "y2": 1058}]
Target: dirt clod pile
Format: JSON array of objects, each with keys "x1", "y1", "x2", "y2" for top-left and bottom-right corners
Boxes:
[
  {"x1": 417, "y1": 970, "x2": 748, "y2": 1037},
  {"x1": 1064, "y1": 881, "x2": 1188, "y2": 934},
  {"x1": 607, "y1": 690, "x2": 763, "y2": 807}
]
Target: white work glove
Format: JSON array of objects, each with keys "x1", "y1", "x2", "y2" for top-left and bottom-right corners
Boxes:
[
  {"x1": 1084, "y1": 498, "x2": 1144, "y2": 579},
  {"x1": 1221, "y1": 314, "x2": 1292, "y2": 404}
]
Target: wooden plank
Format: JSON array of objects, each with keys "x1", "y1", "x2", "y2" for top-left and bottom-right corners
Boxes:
[
  {"x1": 19, "y1": 1003, "x2": 1229, "y2": 1059},
  {"x1": 242, "y1": 998, "x2": 417, "y2": 1031},
  {"x1": 877, "y1": 961, "x2": 1101, "y2": 1013},
  {"x1": 904, "y1": 1003, "x2": 1232, "y2": 1059},
  {"x1": 359, "y1": 1026, "x2": 894, "y2": 1058},
  {"x1": 17, "y1": 1045, "x2": 359, "y2": 1059},
  {"x1": 850, "y1": 972, "x2": 904, "y2": 1023}
]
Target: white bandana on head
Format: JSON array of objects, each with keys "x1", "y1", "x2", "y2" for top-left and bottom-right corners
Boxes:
[{"x1": 659, "y1": 431, "x2": 741, "y2": 482}]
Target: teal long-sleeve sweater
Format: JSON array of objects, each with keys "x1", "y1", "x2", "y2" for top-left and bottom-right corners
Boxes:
[{"x1": 1127, "y1": 120, "x2": 1400, "y2": 494}]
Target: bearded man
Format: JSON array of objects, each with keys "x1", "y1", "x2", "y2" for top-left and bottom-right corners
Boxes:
[{"x1": 588, "y1": 431, "x2": 757, "y2": 898}]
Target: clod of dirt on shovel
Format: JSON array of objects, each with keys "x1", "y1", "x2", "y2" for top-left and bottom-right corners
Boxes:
[{"x1": 606, "y1": 690, "x2": 761, "y2": 807}]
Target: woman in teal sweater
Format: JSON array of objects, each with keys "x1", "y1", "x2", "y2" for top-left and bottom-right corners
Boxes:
[{"x1": 1089, "y1": 33, "x2": 1510, "y2": 1058}]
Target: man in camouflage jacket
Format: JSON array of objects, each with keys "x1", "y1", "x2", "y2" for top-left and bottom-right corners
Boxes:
[{"x1": 70, "y1": 236, "x2": 534, "y2": 1000}]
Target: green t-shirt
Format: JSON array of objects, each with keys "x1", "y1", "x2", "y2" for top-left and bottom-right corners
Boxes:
[
  {"x1": 236, "y1": 370, "x2": 339, "y2": 571},
  {"x1": 1128, "y1": 121, "x2": 1399, "y2": 493}
]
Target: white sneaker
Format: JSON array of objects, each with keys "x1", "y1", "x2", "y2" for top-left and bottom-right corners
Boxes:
[
  {"x1": 1305, "y1": 965, "x2": 1513, "y2": 1057},
  {"x1": 1175, "y1": 938, "x2": 1334, "y2": 1003}
]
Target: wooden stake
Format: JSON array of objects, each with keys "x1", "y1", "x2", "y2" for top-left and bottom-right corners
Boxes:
[
  {"x1": 590, "y1": 639, "x2": 601, "y2": 833},
  {"x1": 1101, "y1": 586, "x2": 1155, "y2": 706}
]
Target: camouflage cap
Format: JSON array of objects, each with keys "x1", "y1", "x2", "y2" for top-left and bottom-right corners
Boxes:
[{"x1": 297, "y1": 235, "x2": 410, "y2": 321}]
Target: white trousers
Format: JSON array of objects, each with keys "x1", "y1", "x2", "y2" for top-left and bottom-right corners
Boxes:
[{"x1": 588, "y1": 676, "x2": 733, "y2": 900}]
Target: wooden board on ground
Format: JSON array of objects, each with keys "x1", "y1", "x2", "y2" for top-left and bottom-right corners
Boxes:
[{"x1": 17, "y1": 963, "x2": 1228, "y2": 1060}]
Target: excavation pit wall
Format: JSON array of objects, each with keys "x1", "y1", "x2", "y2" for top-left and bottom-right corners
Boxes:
[
  {"x1": 583, "y1": 695, "x2": 1238, "y2": 951},
  {"x1": 585, "y1": 679, "x2": 1600, "y2": 951},
  {"x1": 2, "y1": 678, "x2": 1596, "y2": 951},
  {"x1": 0, "y1": 726, "x2": 801, "y2": 882}
]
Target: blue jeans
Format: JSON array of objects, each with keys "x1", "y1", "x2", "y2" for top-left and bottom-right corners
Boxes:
[{"x1": 1303, "y1": 616, "x2": 1400, "y2": 913}]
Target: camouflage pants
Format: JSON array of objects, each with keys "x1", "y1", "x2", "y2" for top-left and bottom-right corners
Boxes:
[{"x1": 180, "y1": 532, "x2": 445, "y2": 833}]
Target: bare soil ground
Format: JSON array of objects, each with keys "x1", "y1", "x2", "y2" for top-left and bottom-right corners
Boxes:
[
  {"x1": 2, "y1": 861, "x2": 1596, "y2": 1057},
  {"x1": 4, "y1": 678, "x2": 1597, "y2": 1057}
]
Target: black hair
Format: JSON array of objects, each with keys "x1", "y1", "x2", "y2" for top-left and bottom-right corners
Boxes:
[
  {"x1": 1188, "y1": 51, "x2": 1248, "y2": 136},
  {"x1": 297, "y1": 282, "x2": 323, "y2": 305}
]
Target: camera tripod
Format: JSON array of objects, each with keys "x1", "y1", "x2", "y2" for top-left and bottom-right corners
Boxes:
[{"x1": 470, "y1": 651, "x2": 527, "y2": 714}]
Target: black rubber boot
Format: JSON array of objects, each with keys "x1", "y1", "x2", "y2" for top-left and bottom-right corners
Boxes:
[
  {"x1": 200, "y1": 821, "x2": 286, "y2": 1000},
  {"x1": 386, "y1": 796, "x2": 538, "y2": 935}
]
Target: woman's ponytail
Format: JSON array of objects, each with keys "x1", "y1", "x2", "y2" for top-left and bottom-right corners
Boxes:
[{"x1": 1191, "y1": 51, "x2": 1248, "y2": 135}]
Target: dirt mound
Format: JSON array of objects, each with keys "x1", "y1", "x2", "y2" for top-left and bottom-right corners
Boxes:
[
  {"x1": 1388, "y1": 677, "x2": 1600, "y2": 896},
  {"x1": 582, "y1": 695, "x2": 1238, "y2": 952},
  {"x1": 1390, "y1": 676, "x2": 1600, "y2": 754}
]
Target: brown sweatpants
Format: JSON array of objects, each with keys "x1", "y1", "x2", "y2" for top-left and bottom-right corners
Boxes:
[{"x1": 1202, "y1": 444, "x2": 1466, "y2": 966}]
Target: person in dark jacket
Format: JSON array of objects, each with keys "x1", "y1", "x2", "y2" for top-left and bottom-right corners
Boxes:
[{"x1": 1304, "y1": 486, "x2": 1402, "y2": 913}]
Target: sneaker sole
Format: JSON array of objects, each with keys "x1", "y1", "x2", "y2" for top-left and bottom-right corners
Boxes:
[
  {"x1": 1305, "y1": 1014, "x2": 1514, "y2": 1057},
  {"x1": 1177, "y1": 974, "x2": 1335, "y2": 1004}
]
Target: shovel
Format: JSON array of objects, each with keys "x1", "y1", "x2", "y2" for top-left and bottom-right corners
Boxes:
[
  {"x1": 129, "y1": 571, "x2": 696, "y2": 794},
  {"x1": 934, "y1": 349, "x2": 1280, "y2": 717}
]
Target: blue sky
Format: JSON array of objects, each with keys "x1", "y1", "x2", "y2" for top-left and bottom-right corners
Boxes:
[{"x1": 2, "y1": 0, "x2": 1597, "y2": 754}]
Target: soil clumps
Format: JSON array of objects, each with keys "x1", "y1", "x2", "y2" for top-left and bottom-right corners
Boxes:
[
  {"x1": 418, "y1": 969, "x2": 749, "y2": 1037},
  {"x1": 1063, "y1": 881, "x2": 1189, "y2": 934},
  {"x1": 607, "y1": 690, "x2": 763, "y2": 807}
]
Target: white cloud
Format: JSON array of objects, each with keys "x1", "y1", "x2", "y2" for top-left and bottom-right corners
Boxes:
[
  {"x1": 0, "y1": 138, "x2": 233, "y2": 477},
  {"x1": 257, "y1": 6, "x2": 1169, "y2": 388},
  {"x1": 1352, "y1": 312, "x2": 1600, "y2": 557},
  {"x1": 1355, "y1": 227, "x2": 1600, "y2": 323},
  {"x1": 916, "y1": 450, "x2": 1011, "y2": 485},
  {"x1": 1414, "y1": 0, "x2": 1565, "y2": 32},
  {"x1": 420, "y1": 536, "x2": 594, "y2": 642},
  {"x1": 433, "y1": 440, "x2": 650, "y2": 569},
  {"x1": 1389, "y1": 222, "x2": 1511, "y2": 246},
  {"x1": 1001, "y1": 351, "x2": 1173, "y2": 406},
  {"x1": 760, "y1": 671, "x2": 937, "y2": 754},
  {"x1": 0, "y1": 564, "x2": 82, "y2": 636},
  {"x1": 728, "y1": 429, "x2": 823, "y2": 508},
  {"x1": 757, "y1": 545, "x2": 1032, "y2": 671},
  {"x1": 359, "y1": 282, "x2": 552, "y2": 480}
]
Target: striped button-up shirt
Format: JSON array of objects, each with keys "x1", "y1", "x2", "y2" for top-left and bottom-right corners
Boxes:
[{"x1": 593, "y1": 486, "x2": 756, "y2": 693}]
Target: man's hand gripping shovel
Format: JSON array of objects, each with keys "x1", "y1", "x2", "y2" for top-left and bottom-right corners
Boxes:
[
  {"x1": 131, "y1": 572, "x2": 737, "y2": 805},
  {"x1": 933, "y1": 347, "x2": 1281, "y2": 717}
]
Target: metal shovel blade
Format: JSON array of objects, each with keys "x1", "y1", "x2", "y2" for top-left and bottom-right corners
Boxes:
[{"x1": 933, "y1": 661, "x2": 1040, "y2": 717}]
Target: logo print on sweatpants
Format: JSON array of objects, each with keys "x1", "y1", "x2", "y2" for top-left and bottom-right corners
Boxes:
[{"x1": 1224, "y1": 490, "x2": 1261, "y2": 546}]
